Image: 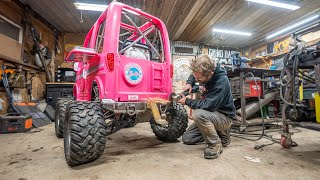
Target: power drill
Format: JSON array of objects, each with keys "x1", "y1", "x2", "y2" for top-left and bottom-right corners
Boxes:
[{"x1": 170, "y1": 84, "x2": 200, "y2": 102}]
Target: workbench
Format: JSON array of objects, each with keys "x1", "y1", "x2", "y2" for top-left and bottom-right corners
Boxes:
[
  {"x1": 45, "y1": 82, "x2": 74, "y2": 108},
  {"x1": 227, "y1": 68, "x2": 281, "y2": 131}
]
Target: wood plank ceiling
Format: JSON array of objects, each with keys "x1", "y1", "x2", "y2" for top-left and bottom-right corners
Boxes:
[{"x1": 18, "y1": 0, "x2": 320, "y2": 49}]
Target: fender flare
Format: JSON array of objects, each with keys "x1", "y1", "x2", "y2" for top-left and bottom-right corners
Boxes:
[{"x1": 73, "y1": 83, "x2": 80, "y2": 100}]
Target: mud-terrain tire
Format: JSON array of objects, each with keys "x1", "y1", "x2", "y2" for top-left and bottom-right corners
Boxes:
[
  {"x1": 64, "y1": 101, "x2": 107, "y2": 166},
  {"x1": 150, "y1": 102, "x2": 188, "y2": 142},
  {"x1": 55, "y1": 99, "x2": 73, "y2": 138}
]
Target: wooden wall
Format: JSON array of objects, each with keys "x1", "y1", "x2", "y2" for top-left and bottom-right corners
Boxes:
[
  {"x1": 0, "y1": 34, "x2": 22, "y2": 62},
  {"x1": 241, "y1": 29, "x2": 320, "y2": 69},
  {"x1": 60, "y1": 33, "x2": 86, "y2": 68},
  {"x1": 172, "y1": 55, "x2": 194, "y2": 93},
  {"x1": 0, "y1": 1, "x2": 63, "y2": 114},
  {"x1": 301, "y1": 30, "x2": 320, "y2": 45}
]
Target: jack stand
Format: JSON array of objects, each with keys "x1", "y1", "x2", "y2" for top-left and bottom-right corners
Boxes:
[
  {"x1": 280, "y1": 120, "x2": 298, "y2": 148},
  {"x1": 280, "y1": 132, "x2": 294, "y2": 148},
  {"x1": 280, "y1": 70, "x2": 297, "y2": 148}
]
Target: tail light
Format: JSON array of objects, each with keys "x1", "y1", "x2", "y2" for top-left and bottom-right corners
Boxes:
[
  {"x1": 170, "y1": 64, "x2": 173, "y2": 78},
  {"x1": 106, "y1": 53, "x2": 114, "y2": 71}
]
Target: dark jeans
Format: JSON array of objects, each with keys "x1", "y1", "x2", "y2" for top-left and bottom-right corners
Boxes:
[{"x1": 182, "y1": 109, "x2": 232, "y2": 145}]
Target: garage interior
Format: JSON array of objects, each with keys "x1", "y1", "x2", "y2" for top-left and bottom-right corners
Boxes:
[{"x1": 0, "y1": 0, "x2": 320, "y2": 179}]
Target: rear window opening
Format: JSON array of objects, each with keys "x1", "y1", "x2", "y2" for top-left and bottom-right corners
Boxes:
[{"x1": 118, "y1": 9, "x2": 164, "y2": 63}]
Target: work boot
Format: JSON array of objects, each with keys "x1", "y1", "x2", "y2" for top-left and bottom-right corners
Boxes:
[
  {"x1": 217, "y1": 127, "x2": 231, "y2": 147},
  {"x1": 204, "y1": 143, "x2": 223, "y2": 159}
]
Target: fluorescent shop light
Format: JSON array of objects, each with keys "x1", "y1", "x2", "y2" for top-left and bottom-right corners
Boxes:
[
  {"x1": 212, "y1": 28, "x2": 252, "y2": 36},
  {"x1": 246, "y1": 0, "x2": 300, "y2": 10},
  {"x1": 267, "y1": 14, "x2": 320, "y2": 39},
  {"x1": 74, "y1": 2, "x2": 108, "y2": 12},
  {"x1": 294, "y1": 23, "x2": 320, "y2": 35}
]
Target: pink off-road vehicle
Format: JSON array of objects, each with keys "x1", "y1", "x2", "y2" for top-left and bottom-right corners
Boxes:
[{"x1": 54, "y1": 2, "x2": 188, "y2": 166}]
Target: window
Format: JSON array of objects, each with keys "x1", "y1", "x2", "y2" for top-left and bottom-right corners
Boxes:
[
  {"x1": 95, "y1": 21, "x2": 105, "y2": 53},
  {"x1": 118, "y1": 9, "x2": 164, "y2": 62},
  {"x1": 0, "y1": 15, "x2": 23, "y2": 43}
]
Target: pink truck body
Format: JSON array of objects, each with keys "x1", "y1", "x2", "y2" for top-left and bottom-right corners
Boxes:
[
  {"x1": 59, "y1": 2, "x2": 189, "y2": 166},
  {"x1": 66, "y1": 2, "x2": 173, "y2": 104}
]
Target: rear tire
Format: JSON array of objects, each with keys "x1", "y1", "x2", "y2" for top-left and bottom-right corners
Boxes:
[
  {"x1": 150, "y1": 102, "x2": 188, "y2": 142},
  {"x1": 63, "y1": 101, "x2": 107, "y2": 166},
  {"x1": 55, "y1": 99, "x2": 73, "y2": 138}
]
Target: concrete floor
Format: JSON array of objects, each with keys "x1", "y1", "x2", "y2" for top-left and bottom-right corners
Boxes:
[{"x1": 0, "y1": 122, "x2": 320, "y2": 180}]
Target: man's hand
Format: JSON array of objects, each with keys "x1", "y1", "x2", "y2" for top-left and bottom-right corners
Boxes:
[
  {"x1": 178, "y1": 94, "x2": 187, "y2": 105},
  {"x1": 183, "y1": 83, "x2": 192, "y2": 94}
]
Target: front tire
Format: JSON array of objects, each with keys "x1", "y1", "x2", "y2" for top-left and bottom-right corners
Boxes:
[
  {"x1": 150, "y1": 103, "x2": 188, "y2": 142},
  {"x1": 64, "y1": 101, "x2": 107, "y2": 166}
]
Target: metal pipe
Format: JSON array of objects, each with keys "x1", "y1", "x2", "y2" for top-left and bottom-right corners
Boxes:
[{"x1": 236, "y1": 91, "x2": 279, "y2": 119}]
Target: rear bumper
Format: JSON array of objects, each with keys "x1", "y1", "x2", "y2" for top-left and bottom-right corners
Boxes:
[{"x1": 101, "y1": 99, "x2": 147, "y2": 114}]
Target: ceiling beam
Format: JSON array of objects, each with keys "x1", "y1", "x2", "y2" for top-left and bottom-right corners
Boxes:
[
  {"x1": 169, "y1": 0, "x2": 195, "y2": 37},
  {"x1": 189, "y1": 0, "x2": 236, "y2": 42},
  {"x1": 51, "y1": 0, "x2": 84, "y2": 32},
  {"x1": 204, "y1": 7, "x2": 267, "y2": 46},
  {"x1": 240, "y1": 0, "x2": 320, "y2": 48},
  {"x1": 177, "y1": 0, "x2": 217, "y2": 41},
  {"x1": 13, "y1": 0, "x2": 61, "y2": 34},
  {"x1": 171, "y1": 0, "x2": 205, "y2": 40}
]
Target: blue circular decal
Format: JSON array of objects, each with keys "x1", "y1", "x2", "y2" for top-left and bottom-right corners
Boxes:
[{"x1": 124, "y1": 63, "x2": 143, "y2": 84}]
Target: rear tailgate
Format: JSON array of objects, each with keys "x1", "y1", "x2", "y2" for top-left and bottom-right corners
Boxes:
[{"x1": 117, "y1": 56, "x2": 170, "y2": 101}]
